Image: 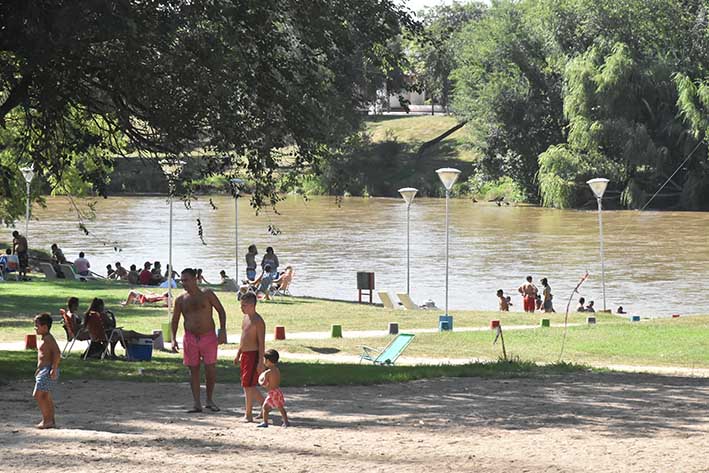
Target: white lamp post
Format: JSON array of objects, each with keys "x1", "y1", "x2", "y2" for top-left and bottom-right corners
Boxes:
[
  {"x1": 398, "y1": 187, "x2": 418, "y2": 295},
  {"x1": 20, "y1": 166, "x2": 35, "y2": 238},
  {"x1": 436, "y1": 168, "x2": 461, "y2": 320},
  {"x1": 587, "y1": 178, "x2": 609, "y2": 311},
  {"x1": 231, "y1": 178, "x2": 244, "y2": 283},
  {"x1": 160, "y1": 159, "x2": 185, "y2": 318}
]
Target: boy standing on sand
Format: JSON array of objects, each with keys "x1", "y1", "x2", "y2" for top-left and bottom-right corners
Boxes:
[
  {"x1": 234, "y1": 292, "x2": 265, "y2": 422},
  {"x1": 257, "y1": 349, "x2": 290, "y2": 428},
  {"x1": 171, "y1": 268, "x2": 228, "y2": 413},
  {"x1": 33, "y1": 313, "x2": 61, "y2": 429}
]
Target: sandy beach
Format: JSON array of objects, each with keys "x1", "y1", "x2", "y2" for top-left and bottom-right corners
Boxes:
[{"x1": 1, "y1": 371, "x2": 708, "y2": 472}]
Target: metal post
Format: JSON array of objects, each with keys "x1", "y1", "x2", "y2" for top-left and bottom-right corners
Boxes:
[
  {"x1": 445, "y1": 189, "x2": 450, "y2": 316},
  {"x1": 167, "y1": 191, "x2": 173, "y2": 318},
  {"x1": 406, "y1": 202, "x2": 411, "y2": 294},
  {"x1": 235, "y1": 195, "x2": 239, "y2": 283},
  {"x1": 25, "y1": 181, "x2": 30, "y2": 238},
  {"x1": 597, "y1": 197, "x2": 606, "y2": 311}
]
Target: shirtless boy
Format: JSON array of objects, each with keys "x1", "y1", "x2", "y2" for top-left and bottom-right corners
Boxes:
[
  {"x1": 171, "y1": 268, "x2": 227, "y2": 413},
  {"x1": 233, "y1": 292, "x2": 265, "y2": 422},
  {"x1": 518, "y1": 276, "x2": 538, "y2": 313},
  {"x1": 257, "y1": 349, "x2": 290, "y2": 428},
  {"x1": 33, "y1": 313, "x2": 61, "y2": 429}
]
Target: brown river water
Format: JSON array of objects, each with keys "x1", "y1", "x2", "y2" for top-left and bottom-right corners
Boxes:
[{"x1": 15, "y1": 195, "x2": 709, "y2": 316}]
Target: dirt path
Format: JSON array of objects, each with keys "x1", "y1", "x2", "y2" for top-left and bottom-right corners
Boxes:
[{"x1": 1, "y1": 372, "x2": 707, "y2": 472}]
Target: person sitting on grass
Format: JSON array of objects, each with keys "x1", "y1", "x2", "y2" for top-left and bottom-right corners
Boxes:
[
  {"x1": 257, "y1": 349, "x2": 290, "y2": 428},
  {"x1": 585, "y1": 300, "x2": 595, "y2": 313},
  {"x1": 497, "y1": 289, "x2": 510, "y2": 311},
  {"x1": 139, "y1": 261, "x2": 152, "y2": 285},
  {"x1": 106, "y1": 264, "x2": 115, "y2": 279},
  {"x1": 127, "y1": 264, "x2": 140, "y2": 285},
  {"x1": 113, "y1": 262, "x2": 128, "y2": 280},
  {"x1": 576, "y1": 297, "x2": 586, "y2": 312},
  {"x1": 33, "y1": 313, "x2": 61, "y2": 429},
  {"x1": 617, "y1": 306, "x2": 626, "y2": 314}
]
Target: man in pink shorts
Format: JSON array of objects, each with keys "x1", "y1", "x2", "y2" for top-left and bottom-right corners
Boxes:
[{"x1": 171, "y1": 268, "x2": 227, "y2": 413}]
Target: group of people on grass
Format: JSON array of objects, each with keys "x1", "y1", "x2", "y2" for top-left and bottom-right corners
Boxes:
[{"x1": 32, "y1": 267, "x2": 289, "y2": 430}]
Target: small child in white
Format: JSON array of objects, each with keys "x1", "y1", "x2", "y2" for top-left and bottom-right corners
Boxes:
[{"x1": 257, "y1": 349, "x2": 290, "y2": 428}]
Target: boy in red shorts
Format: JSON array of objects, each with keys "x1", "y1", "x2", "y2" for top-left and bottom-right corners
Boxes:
[
  {"x1": 257, "y1": 349, "x2": 290, "y2": 428},
  {"x1": 234, "y1": 292, "x2": 265, "y2": 422}
]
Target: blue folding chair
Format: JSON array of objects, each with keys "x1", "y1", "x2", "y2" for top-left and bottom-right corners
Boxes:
[{"x1": 359, "y1": 333, "x2": 415, "y2": 366}]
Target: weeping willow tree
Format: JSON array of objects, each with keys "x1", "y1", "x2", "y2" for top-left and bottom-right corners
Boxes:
[{"x1": 453, "y1": 0, "x2": 709, "y2": 209}]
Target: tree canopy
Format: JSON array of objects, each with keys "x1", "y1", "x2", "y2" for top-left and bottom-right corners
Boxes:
[
  {"x1": 451, "y1": 0, "x2": 709, "y2": 209},
  {"x1": 0, "y1": 0, "x2": 417, "y2": 223}
]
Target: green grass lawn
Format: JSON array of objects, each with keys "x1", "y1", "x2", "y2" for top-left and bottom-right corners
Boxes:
[
  {"x1": 2, "y1": 278, "x2": 708, "y2": 369},
  {"x1": 0, "y1": 277, "x2": 616, "y2": 342},
  {"x1": 364, "y1": 115, "x2": 477, "y2": 162},
  {"x1": 0, "y1": 350, "x2": 586, "y2": 386},
  {"x1": 267, "y1": 316, "x2": 709, "y2": 368}
]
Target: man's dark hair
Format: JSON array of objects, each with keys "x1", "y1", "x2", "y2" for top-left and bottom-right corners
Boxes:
[
  {"x1": 266, "y1": 246, "x2": 274, "y2": 253},
  {"x1": 130, "y1": 264, "x2": 137, "y2": 271},
  {"x1": 144, "y1": 261, "x2": 151, "y2": 268},
  {"x1": 67, "y1": 297, "x2": 79, "y2": 310},
  {"x1": 12, "y1": 230, "x2": 19, "y2": 237},
  {"x1": 79, "y1": 251, "x2": 85, "y2": 258},
  {"x1": 264, "y1": 348, "x2": 279, "y2": 364},
  {"x1": 541, "y1": 278, "x2": 548, "y2": 285},
  {"x1": 496, "y1": 289, "x2": 504, "y2": 296},
  {"x1": 526, "y1": 276, "x2": 532, "y2": 282},
  {"x1": 34, "y1": 312, "x2": 53, "y2": 330},
  {"x1": 241, "y1": 292, "x2": 257, "y2": 305},
  {"x1": 51, "y1": 243, "x2": 57, "y2": 249},
  {"x1": 181, "y1": 267, "x2": 197, "y2": 277},
  {"x1": 579, "y1": 297, "x2": 585, "y2": 304}
]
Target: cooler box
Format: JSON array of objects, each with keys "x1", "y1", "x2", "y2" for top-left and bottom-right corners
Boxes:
[{"x1": 126, "y1": 338, "x2": 154, "y2": 361}]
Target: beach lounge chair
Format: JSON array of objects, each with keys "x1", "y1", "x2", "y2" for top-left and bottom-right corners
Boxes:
[
  {"x1": 271, "y1": 266, "x2": 294, "y2": 297},
  {"x1": 60, "y1": 309, "x2": 88, "y2": 358},
  {"x1": 377, "y1": 291, "x2": 399, "y2": 309},
  {"x1": 359, "y1": 333, "x2": 415, "y2": 366},
  {"x1": 59, "y1": 263, "x2": 95, "y2": 281},
  {"x1": 396, "y1": 293, "x2": 420, "y2": 310},
  {"x1": 39, "y1": 262, "x2": 58, "y2": 280}
]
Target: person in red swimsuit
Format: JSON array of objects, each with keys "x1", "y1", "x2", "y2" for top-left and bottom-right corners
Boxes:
[
  {"x1": 518, "y1": 276, "x2": 538, "y2": 313},
  {"x1": 234, "y1": 292, "x2": 265, "y2": 422}
]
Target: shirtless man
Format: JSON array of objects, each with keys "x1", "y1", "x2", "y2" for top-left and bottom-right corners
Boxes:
[
  {"x1": 518, "y1": 276, "x2": 538, "y2": 313},
  {"x1": 171, "y1": 267, "x2": 227, "y2": 413},
  {"x1": 12, "y1": 230, "x2": 28, "y2": 280},
  {"x1": 233, "y1": 292, "x2": 265, "y2": 422},
  {"x1": 33, "y1": 313, "x2": 61, "y2": 429}
]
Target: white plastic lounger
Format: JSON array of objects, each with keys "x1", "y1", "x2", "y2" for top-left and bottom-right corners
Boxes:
[
  {"x1": 396, "y1": 293, "x2": 419, "y2": 310},
  {"x1": 377, "y1": 291, "x2": 399, "y2": 309}
]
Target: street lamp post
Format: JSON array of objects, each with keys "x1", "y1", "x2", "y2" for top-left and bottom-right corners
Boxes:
[
  {"x1": 160, "y1": 159, "x2": 185, "y2": 321},
  {"x1": 231, "y1": 178, "x2": 244, "y2": 283},
  {"x1": 436, "y1": 168, "x2": 461, "y2": 322},
  {"x1": 20, "y1": 166, "x2": 35, "y2": 238},
  {"x1": 398, "y1": 187, "x2": 418, "y2": 295},
  {"x1": 587, "y1": 178, "x2": 609, "y2": 311}
]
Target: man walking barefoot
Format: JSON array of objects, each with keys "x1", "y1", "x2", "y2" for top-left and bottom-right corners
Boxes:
[
  {"x1": 172, "y1": 268, "x2": 227, "y2": 413},
  {"x1": 234, "y1": 292, "x2": 265, "y2": 421}
]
